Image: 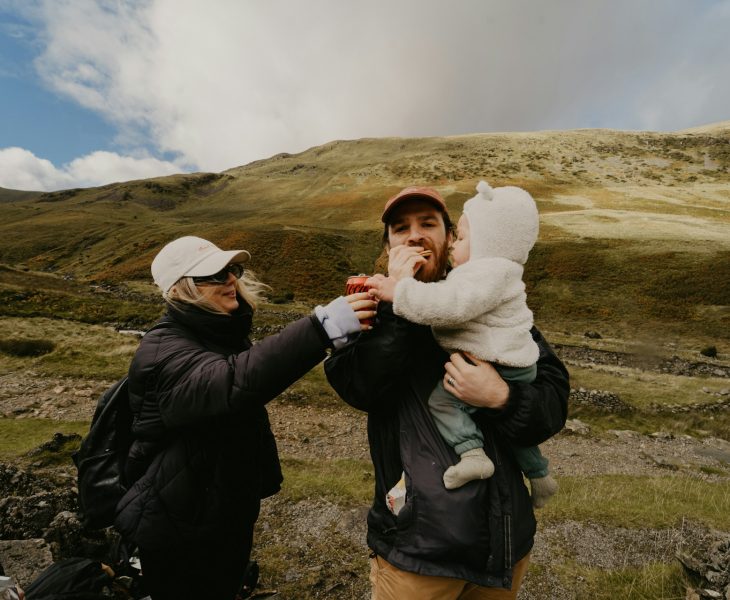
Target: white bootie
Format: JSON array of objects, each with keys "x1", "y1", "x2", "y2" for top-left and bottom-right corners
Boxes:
[
  {"x1": 443, "y1": 448, "x2": 495, "y2": 490},
  {"x1": 529, "y1": 474, "x2": 559, "y2": 508}
]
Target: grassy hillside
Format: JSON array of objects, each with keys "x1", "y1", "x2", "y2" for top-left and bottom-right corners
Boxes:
[{"x1": 0, "y1": 128, "x2": 728, "y2": 349}]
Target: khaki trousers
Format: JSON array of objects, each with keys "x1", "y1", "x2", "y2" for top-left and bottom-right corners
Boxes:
[{"x1": 369, "y1": 553, "x2": 530, "y2": 600}]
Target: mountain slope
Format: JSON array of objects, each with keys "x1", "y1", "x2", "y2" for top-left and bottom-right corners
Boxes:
[{"x1": 0, "y1": 127, "x2": 728, "y2": 345}]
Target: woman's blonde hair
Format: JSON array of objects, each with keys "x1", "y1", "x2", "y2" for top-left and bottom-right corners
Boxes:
[{"x1": 164, "y1": 269, "x2": 271, "y2": 315}]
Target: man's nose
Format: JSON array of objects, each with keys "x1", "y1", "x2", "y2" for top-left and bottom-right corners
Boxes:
[{"x1": 406, "y1": 227, "x2": 424, "y2": 244}]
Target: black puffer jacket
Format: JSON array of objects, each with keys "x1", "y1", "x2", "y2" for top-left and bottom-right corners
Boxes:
[
  {"x1": 115, "y1": 299, "x2": 331, "y2": 549},
  {"x1": 324, "y1": 303, "x2": 569, "y2": 588}
]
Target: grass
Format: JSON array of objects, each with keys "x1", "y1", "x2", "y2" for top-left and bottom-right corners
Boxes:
[
  {"x1": 281, "y1": 363, "x2": 344, "y2": 408},
  {"x1": 280, "y1": 457, "x2": 374, "y2": 506},
  {"x1": 543, "y1": 475, "x2": 730, "y2": 530},
  {"x1": 570, "y1": 408, "x2": 730, "y2": 441},
  {"x1": 568, "y1": 364, "x2": 730, "y2": 407},
  {"x1": 0, "y1": 317, "x2": 140, "y2": 378},
  {"x1": 0, "y1": 418, "x2": 87, "y2": 461},
  {"x1": 549, "y1": 561, "x2": 687, "y2": 600},
  {"x1": 0, "y1": 285, "x2": 163, "y2": 329}
]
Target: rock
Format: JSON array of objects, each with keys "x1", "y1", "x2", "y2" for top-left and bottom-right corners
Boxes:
[
  {"x1": 641, "y1": 451, "x2": 680, "y2": 470},
  {"x1": 685, "y1": 588, "x2": 701, "y2": 600},
  {"x1": 0, "y1": 539, "x2": 54, "y2": 588},
  {"x1": 26, "y1": 432, "x2": 82, "y2": 456},
  {"x1": 607, "y1": 429, "x2": 642, "y2": 440},
  {"x1": 563, "y1": 419, "x2": 590, "y2": 435},
  {"x1": 677, "y1": 534, "x2": 730, "y2": 599},
  {"x1": 650, "y1": 431, "x2": 674, "y2": 440},
  {"x1": 44, "y1": 511, "x2": 120, "y2": 563},
  {"x1": 569, "y1": 388, "x2": 632, "y2": 413},
  {"x1": 700, "y1": 346, "x2": 718, "y2": 358},
  {"x1": 696, "y1": 446, "x2": 730, "y2": 465}
]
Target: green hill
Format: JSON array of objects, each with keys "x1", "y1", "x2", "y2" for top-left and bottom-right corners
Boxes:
[{"x1": 1, "y1": 128, "x2": 729, "y2": 347}]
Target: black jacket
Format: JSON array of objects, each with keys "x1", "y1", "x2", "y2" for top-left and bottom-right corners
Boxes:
[
  {"x1": 115, "y1": 299, "x2": 331, "y2": 549},
  {"x1": 324, "y1": 303, "x2": 569, "y2": 587}
]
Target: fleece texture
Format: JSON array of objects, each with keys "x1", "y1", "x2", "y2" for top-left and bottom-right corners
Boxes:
[
  {"x1": 393, "y1": 257, "x2": 538, "y2": 366},
  {"x1": 463, "y1": 180, "x2": 538, "y2": 265}
]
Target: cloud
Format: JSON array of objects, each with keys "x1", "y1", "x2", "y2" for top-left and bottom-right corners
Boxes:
[
  {"x1": 0, "y1": 146, "x2": 181, "y2": 191},
  {"x1": 9, "y1": 0, "x2": 730, "y2": 174}
]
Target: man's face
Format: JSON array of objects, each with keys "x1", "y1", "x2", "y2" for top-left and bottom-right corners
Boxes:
[{"x1": 386, "y1": 198, "x2": 452, "y2": 282}]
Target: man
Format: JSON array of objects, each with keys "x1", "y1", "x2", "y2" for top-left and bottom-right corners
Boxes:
[{"x1": 325, "y1": 186, "x2": 570, "y2": 599}]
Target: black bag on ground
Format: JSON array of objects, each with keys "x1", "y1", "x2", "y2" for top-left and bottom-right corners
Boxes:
[
  {"x1": 72, "y1": 377, "x2": 133, "y2": 530},
  {"x1": 24, "y1": 557, "x2": 113, "y2": 600}
]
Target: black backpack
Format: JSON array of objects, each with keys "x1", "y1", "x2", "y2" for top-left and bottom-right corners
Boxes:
[
  {"x1": 73, "y1": 377, "x2": 134, "y2": 530},
  {"x1": 24, "y1": 557, "x2": 114, "y2": 600},
  {"x1": 73, "y1": 323, "x2": 168, "y2": 530}
]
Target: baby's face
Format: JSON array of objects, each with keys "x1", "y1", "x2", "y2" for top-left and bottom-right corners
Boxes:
[{"x1": 450, "y1": 215, "x2": 470, "y2": 267}]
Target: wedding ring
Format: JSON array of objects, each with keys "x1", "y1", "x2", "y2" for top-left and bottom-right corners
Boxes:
[{"x1": 447, "y1": 377, "x2": 456, "y2": 387}]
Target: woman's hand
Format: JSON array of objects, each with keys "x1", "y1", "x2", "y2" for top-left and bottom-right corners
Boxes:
[
  {"x1": 365, "y1": 274, "x2": 396, "y2": 302},
  {"x1": 345, "y1": 291, "x2": 378, "y2": 330},
  {"x1": 443, "y1": 352, "x2": 509, "y2": 410},
  {"x1": 387, "y1": 245, "x2": 427, "y2": 281}
]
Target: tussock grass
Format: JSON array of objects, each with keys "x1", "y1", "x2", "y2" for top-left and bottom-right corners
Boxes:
[
  {"x1": 549, "y1": 560, "x2": 686, "y2": 600},
  {"x1": 254, "y1": 536, "x2": 369, "y2": 599},
  {"x1": 0, "y1": 418, "x2": 87, "y2": 460},
  {"x1": 280, "y1": 457, "x2": 373, "y2": 506},
  {"x1": 571, "y1": 408, "x2": 730, "y2": 441},
  {"x1": 544, "y1": 475, "x2": 730, "y2": 529},
  {"x1": 0, "y1": 317, "x2": 140, "y2": 378}
]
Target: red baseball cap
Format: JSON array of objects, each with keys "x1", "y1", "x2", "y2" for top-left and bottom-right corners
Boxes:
[{"x1": 381, "y1": 186, "x2": 447, "y2": 223}]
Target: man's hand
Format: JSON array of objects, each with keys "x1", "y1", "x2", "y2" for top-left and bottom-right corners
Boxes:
[
  {"x1": 387, "y1": 245, "x2": 427, "y2": 280},
  {"x1": 443, "y1": 352, "x2": 509, "y2": 410},
  {"x1": 344, "y1": 291, "x2": 378, "y2": 330},
  {"x1": 365, "y1": 274, "x2": 397, "y2": 302}
]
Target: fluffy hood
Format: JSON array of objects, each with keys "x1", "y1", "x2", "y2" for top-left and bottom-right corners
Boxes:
[{"x1": 462, "y1": 181, "x2": 538, "y2": 264}]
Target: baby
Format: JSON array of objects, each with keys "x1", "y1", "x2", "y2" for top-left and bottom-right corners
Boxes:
[{"x1": 367, "y1": 181, "x2": 558, "y2": 507}]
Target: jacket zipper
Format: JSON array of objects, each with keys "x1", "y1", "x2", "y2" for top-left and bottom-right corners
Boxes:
[{"x1": 504, "y1": 514, "x2": 512, "y2": 571}]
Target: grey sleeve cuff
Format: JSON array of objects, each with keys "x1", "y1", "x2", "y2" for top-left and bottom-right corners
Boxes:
[{"x1": 314, "y1": 296, "x2": 361, "y2": 349}]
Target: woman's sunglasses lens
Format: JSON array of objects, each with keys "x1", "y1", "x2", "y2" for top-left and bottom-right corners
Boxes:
[{"x1": 193, "y1": 263, "x2": 243, "y2": 285}]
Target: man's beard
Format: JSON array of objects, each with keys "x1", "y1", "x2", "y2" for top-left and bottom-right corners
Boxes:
[{"x1": 414, "y1": 239, "x2": 450, "y2": 283}]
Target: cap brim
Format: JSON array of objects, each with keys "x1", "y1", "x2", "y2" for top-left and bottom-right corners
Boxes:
[
  {"x1": 381, "y1": 192, "x2": 447, "y2": 223},
  {"x1": 185, "y1": 249, "x2": 250, "y2": 277}
]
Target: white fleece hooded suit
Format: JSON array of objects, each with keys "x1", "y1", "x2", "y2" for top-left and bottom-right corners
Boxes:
[{"x1": 393, "y1": 180, "x2": 539, "y2": 367}]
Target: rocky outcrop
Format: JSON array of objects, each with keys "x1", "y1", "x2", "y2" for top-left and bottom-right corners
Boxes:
[
  {"x1": 0, "y1": 459, "x2": 120, "y2": 589},
  {"x1": 677, "y1": 535, "x2": 730, "y2": 599},
  {"x1": 569, "y1": 387, "x2": 633, "y2": 413}
]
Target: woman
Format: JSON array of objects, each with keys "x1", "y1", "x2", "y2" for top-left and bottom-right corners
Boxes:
[{"x1": 114, "y1": 236, "x2": 375, "y2": 600}]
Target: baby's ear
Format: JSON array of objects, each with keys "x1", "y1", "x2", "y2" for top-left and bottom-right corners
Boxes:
[{"x1": 476, "y1": 180, "x2": 494, "y2": 200}]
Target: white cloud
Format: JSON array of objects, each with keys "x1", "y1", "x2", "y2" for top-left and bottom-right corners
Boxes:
[
  {"x1": 8, "y1": 0, "x2": 730, "y2": 175},
  {"x1": 0, "y1": 146, "x2": 181, "y2": 191}
]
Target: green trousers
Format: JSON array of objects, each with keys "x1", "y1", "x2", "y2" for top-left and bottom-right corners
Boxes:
[{"x1": 428, "y1": 363, "x2": 549, "y2": 479}]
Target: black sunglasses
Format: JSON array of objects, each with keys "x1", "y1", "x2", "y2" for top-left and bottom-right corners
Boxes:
[{"x1": 192, "y1": 263, "x2": 245, "y2": 285}]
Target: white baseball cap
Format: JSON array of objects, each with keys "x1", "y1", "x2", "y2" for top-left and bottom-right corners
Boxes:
[{"x1": 151, "y1": 236, "x2": 250, "y2": 292}]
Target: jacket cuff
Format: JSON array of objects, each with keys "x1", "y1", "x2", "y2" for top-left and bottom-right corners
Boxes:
[{"x1": 314, "y1": 296, "x2": 361, "y2": 349}]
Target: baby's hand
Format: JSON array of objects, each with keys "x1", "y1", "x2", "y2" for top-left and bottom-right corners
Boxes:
[{"x1": 366, "y1": 274, "x2": 397, "y2": 303}]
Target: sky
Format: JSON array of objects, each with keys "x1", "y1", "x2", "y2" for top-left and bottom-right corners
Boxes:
[{"x1": 1, "y1": 0, "x2": 729, "y2": 192}]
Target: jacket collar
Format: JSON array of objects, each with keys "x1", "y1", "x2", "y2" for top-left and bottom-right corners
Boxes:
[{"x1": 165, "y1": 296, "x2": 253, "y2": 353}]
